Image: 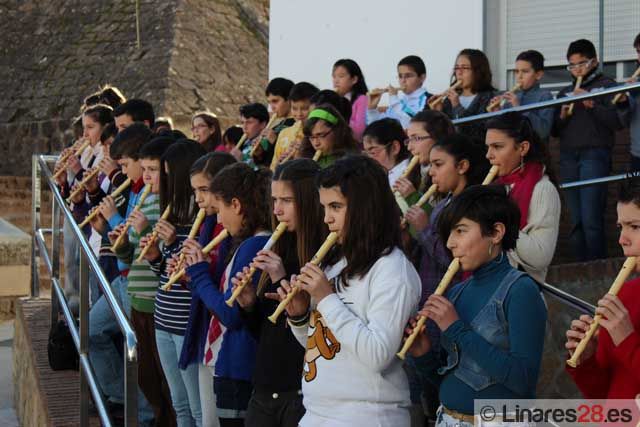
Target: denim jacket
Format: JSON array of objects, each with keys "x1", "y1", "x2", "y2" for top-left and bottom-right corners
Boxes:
[{"x1": 438, "y1": 268, "x2": 525, "y2": 391}]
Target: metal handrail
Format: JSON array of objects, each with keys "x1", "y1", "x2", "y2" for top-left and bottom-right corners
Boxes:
[
  {"x1": 37, "y1": 155, "x2": 138, "y2": 360},
  {"x1": 451, "y1": 80, "x2": 640, "y2": 125},
  {"x1": 32, "y1": 154, "x2": 138, "y2": 427},
  {"x1": 559, "y1": 171, "x2": 640, "y2": 190},
  {"x1": 540, "y1": 282, "x2": 596, "y2": 315},
  {"x1": 447, "y1": 80, "x2": 640, "y2": 191}
]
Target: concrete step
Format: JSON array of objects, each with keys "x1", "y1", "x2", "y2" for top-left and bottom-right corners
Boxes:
[{"x1": 13, "y1": 298, "x2": 101, "y2": 426}]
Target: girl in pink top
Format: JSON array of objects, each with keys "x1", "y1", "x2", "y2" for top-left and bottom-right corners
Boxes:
[{"x1": 333, "y1": 59, "x2": 369, "y2": 142}]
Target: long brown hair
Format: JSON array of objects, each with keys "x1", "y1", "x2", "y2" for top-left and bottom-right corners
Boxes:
[
  {"x1": 299, "y1": 104, "x2": 359, "y2": 158},
  {"x1": 161, "y1": 141, "x2": 207, "y2": 225},
  {"x1": 257, "y1": 159, "x2": 327, "y2": 294},
  {"x1": 192, "y1": 111, "x2": 223, "y2": 152},
  {"x1": 318, "y1": 155, "x2": 402, "y2": 287},
  {"x1": 451, "y1": 49, "x2": 495, "y2": 93}
]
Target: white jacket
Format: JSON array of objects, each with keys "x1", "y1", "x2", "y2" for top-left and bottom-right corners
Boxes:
[{"x1": 290, "y1": 247, "x2": 421, "y2": 427}]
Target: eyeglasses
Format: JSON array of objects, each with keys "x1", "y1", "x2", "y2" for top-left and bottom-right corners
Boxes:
[
  {"x1": 404, "y1": 135, "x2": 433, "y2": 145},
  {"x1": 364, "y1": 143, "x2": 390, "y2": 156},
  {"x1": 566, "y1": 59, "x2": 594, "y2": 71},
  {"x1": 453, "y1": 65, "x2": 472, "y2": 72},
  {"x1": 309, "y1": 129, "x2": 333, "y2": 141}
]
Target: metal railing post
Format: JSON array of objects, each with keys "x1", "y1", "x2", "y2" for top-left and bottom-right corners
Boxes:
[
  {"x1": 31, "y1": 155, "x2": 41, "y2": 297},
  {"x1": 79, "y1": 252, "x2": 90, "y2": 426},
  {"x1": 35, "y1": 155, "x2": 139, "y2": 427},
  {"x1": 51, "y1": 185, "x2": 62, "y2": 328},
  {"x1": 124, "y1": 336, "x2": 139, "y2": 427}
]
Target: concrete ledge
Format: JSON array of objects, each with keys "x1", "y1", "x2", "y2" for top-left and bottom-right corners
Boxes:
[
  {"x1": 0, "y1": 218, "x2": 30, "y2": 266},
  {"x1": 0, "y1": 218, "x2": 31, "y2": 299},
  {"x1": 13, "y1": 298, "x2": 100, "y2": 426},
  {"x1": 13, "y1": 298, "x2": 50, "y2": 427}
]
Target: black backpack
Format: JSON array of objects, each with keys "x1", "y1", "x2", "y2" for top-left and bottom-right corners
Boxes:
[{"x1": 47, "y1": 318, "x2": 79, "y2": 371}]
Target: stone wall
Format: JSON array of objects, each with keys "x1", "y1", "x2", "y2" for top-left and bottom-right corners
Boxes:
[{"x1": 0, "y1": 0, "x2": 269, "y2": 176}]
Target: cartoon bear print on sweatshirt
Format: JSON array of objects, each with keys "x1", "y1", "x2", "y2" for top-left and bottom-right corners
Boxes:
[{"x1": 304, "y1": 310, "x2": 341, "y2": 382}]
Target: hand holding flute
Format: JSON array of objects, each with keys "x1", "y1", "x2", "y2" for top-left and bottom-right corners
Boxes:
[
  {"x1": 397, "y1": 166, "x2": 498, "y2": 359},
  {"x1": 487, "y1": 83, "x2": 522, "y2": 112},
  {"x1": 111, "y1": 185, "x2": 152, "y2": 251},
  {"x1": 566, "y1": 256, "x2": 637, "y2": 367},
  {"x1": 136, "y1": 204, "x2": 172, "y2": 262},
  {"x1": 367, "y1": 86, "x2": 401, "y2": 110},
  {"x1": 268, "y1": 231, "x2": 339, "y2": 324},
  {"x1": 165, "y1": 228, "x2": 230, "y2": 289},
  {"x1": 428, "y1": 80, "x2": 463, "y2": 110},
  {"x1": 161, "y1": 209, "x2": 207, "y2": 290},
  {"x1": 393, "y1": 156, "x2": 421, "y2": 214},
  {"x1": 612, "y1": 67, "x2": 640, "y2": 104},
  {"x1": 53, "y1": 138, "x2": 92, "y2": 181},
  {"x1": 66, "y1": 167, "x2": 100, "y2": 204},
  {"x1": 403, "y1": 183, "x2": 438, "y2": 230},
  {"x1": 226, "y1": 222, "x2": 288, "y2": 306},
  {"x1": 566, "y1": 76, "x2": 583, "y2": 116},
  {"x1": 79, "y1": 178, "x2": 132, "y2": 227},
  {"x1": 251, "y1": 114, "x2": 280, "y2": 157},
  {"x1": 368, "y1": 86, "x2": 401, "y2": 96}
]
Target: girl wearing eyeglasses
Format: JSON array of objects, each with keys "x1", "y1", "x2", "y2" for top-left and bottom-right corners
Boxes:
[
  {"x1": 362, "y1": 118, "x2": 420, "y2": 187},
  {"x1": 393, "y1": 111, "x2": 456, "y2": 209},
  {"x1": 429, "y1": 49, "x2": 497, "y2": 141},
  {"x1": 298, "y1": 104, "x2": 359, "y2": 169},
  {"x1": 192, "y1": 111, "x2": 225, "y2": 153}
]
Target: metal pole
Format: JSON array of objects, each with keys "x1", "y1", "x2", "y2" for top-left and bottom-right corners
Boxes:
[
  {"x1": 51, "y1": 184, "x2": 61, "y2": 327},
  {"x1": 452, "y1": 80, "x2": 640, "y2": 125},
  {"x1": 79, "y1": 252, "x2": 89, "y2": 426},
  {"x1": 135, "y1": 0, "x2": 141, "y2": 49},
  {"x1": 124, "y1": 344, "x2": 139, "y2": 427},
  {"x1": 31, "y1": 155, "x2": 41, "y2": 297},
  {"x1": 598, "y1": 0, "x2": 604, "y2": 73}
]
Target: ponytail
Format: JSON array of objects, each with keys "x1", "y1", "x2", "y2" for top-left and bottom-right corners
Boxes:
[{"x1": 211, "y1": 163, "x2": 272, "y2": 240}]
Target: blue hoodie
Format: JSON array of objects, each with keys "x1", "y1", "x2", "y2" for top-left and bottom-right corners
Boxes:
[
  {"x1": 179, "y1": 215, "x2": 229, "y2": 369},
  {"x1": 186, "y1": 234, "x2": 270, "y2": 382}
]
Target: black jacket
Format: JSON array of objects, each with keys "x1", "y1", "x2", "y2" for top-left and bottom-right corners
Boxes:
[
  {"x1": 552, "y1": 71, "x2": 623, "y2": 150},
  {"x1": 434, "y1": 89, "x2": 496, "y2": 141}
]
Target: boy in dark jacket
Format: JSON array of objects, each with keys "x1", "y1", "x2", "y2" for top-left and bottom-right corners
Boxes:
[
  {"x1": 553, "y1": 38, "x2": 622, "y2": 261},
  {"x1": 616, "y1": 32, "x2": 640, "y2": 171}
]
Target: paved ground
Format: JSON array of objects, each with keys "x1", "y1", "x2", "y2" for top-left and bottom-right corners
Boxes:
[{"x1": 0, "y1": 320, "x2": 18, "y2": 427}]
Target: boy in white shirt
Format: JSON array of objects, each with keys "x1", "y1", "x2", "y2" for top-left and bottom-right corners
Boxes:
[{"x1": 367, "y1": 55, "x2": 432, "y2": 129}]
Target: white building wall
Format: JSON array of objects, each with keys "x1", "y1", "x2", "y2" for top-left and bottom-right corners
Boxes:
[
  {"x1": 269, "y1": 0, "x2": 484, "y2": 99},
  {"x1": 270, "y1": 1, "x2": 639, "y2": 94}
]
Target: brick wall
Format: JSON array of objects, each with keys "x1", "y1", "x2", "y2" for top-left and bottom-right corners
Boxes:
[
  {"x1": 538, "y1": 257, "x2": 629, "y2": 398},
  {"x1": 549, "y1": 129, "x2": 631, "y2": 263}
]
